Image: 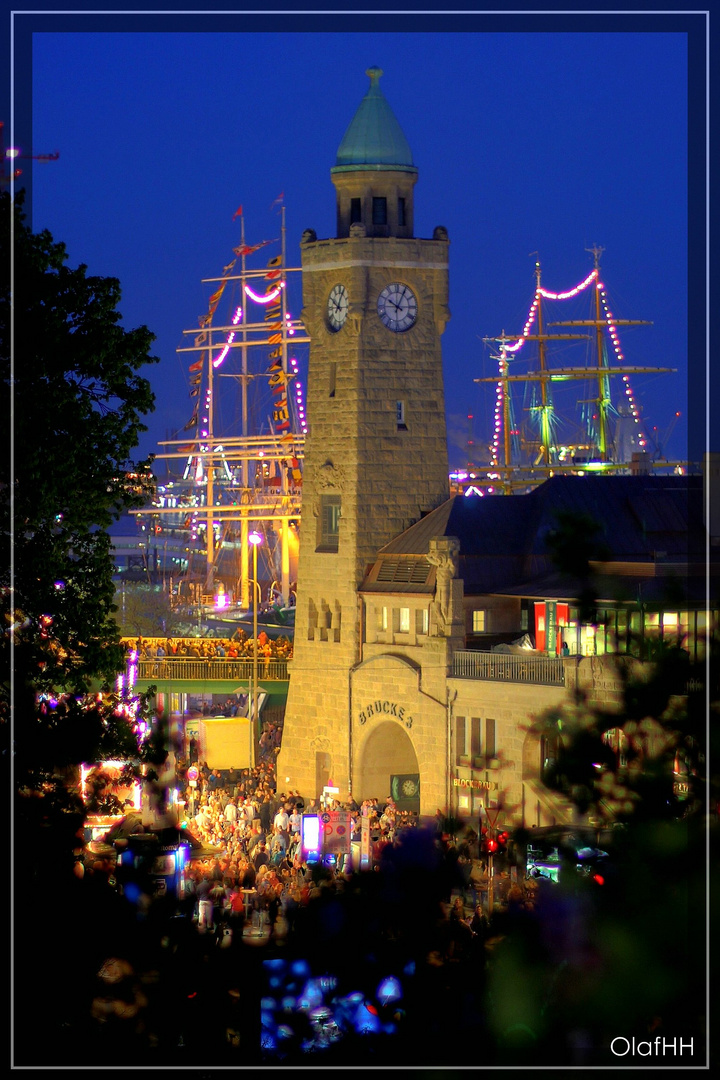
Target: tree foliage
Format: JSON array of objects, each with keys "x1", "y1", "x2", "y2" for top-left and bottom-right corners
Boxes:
[
  {"x1": 114, "y1": 581, "x2": 183, "y2": 638},
  {"x1": 1, "y1": 190, "x2": 160, "y2": 834}
]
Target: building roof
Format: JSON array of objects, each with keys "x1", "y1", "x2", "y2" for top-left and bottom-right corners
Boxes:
[
  {"x1": 332, "y1": 67, "x2": 417, "y2": 174},
  {"x1": 363, "y1": 475, "x2": 712, "y2": 602}
]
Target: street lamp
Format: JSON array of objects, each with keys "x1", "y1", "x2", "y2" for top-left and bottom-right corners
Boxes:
[{"x1": 248, "y1": 529, "x2": 264, "y2": 770}]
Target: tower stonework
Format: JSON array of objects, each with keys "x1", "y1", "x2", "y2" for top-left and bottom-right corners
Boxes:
[{"x1": 277, "y1": 68, "x2": 450, "y2": 801}]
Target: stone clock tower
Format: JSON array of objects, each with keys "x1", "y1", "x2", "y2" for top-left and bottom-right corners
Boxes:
[{"x1": 277, "y1": 67, "x2": 450, "y2": 800}]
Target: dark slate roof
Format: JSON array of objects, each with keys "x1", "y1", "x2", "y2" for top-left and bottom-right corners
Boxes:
[
  {"x1": 364, "y1": 475, "x2": 711, "y2": 599},
  {"x1": 495, "y1": 569, "x2": 709, "y2": 606}
]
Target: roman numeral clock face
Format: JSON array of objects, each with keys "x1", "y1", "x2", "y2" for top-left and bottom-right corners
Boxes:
[
  {"x1": 327, "y1": 283, "x2": 348, "y2": 331},
  {"x1": 377, "y1": 282, "x2": 417, "y2": 332}
]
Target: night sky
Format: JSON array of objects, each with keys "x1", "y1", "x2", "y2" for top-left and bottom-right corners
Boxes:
[{"x1": 10, "y1": 14, "x2": 710, "y2": 469}]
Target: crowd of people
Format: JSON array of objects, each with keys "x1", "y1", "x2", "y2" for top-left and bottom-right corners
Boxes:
[
  {"x1": 172, "y1": 751, "x2": 428, "y2": 943},
  {"x1": 122, "y1": 633, "x2": 293, "y2": 664},
  {"x1": 55, "y1": 725, "x2": 561, "y2": 1069}
]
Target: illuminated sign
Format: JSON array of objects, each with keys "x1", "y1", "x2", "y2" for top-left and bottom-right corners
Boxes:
[
  {"x1": 452, "y1": 777, "x2": 499, "y2": 790},
  {"x1": 301, "y1": 813, "x2": 321, "y2": 856}
]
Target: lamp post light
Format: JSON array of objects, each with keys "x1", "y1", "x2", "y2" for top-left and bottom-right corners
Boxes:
[{"x1": 248, "y1": 530, "x2": 264, "y2": 769}]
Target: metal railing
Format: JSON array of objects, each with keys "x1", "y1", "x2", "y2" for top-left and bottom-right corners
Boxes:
[
  {"x1": 137, "y1": 658, "x2": 289, "y2": 682},
  {"x1": 452, "y1": 650, "x2": 568, "y2": 687}
]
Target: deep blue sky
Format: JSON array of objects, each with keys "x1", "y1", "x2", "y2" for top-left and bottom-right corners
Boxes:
[{"x1": 21, "y1": 20, "x2": 706, "y2": 468}]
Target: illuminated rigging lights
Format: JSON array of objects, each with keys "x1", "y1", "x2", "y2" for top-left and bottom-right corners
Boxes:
[
  {"x1": 136, "y1": 205, "x2": 309, "y2": 608},
  {"x1": 244, "y1": 281, "x2": 286, "y2": 304},
  {"x1": 490, "y1": 267, "x2": 648, "y2": 464}
]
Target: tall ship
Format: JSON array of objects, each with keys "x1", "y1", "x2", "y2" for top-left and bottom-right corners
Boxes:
[
  {"x1": 458, "y1": 247, "x2": 685, "y2": 495},
  {"x1": 132, "y1": 204, "x2": 309, "y2": 615}
]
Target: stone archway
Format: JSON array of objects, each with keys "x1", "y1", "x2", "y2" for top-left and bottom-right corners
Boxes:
[{"x1": 355, "y1": 720, "x2": 420, "y2": 806}]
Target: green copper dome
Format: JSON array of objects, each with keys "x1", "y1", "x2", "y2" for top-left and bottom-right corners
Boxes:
[{"x1": 332, "y1": 67, "x2": 417, "y2": 174}]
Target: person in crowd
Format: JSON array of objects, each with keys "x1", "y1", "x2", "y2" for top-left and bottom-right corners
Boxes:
[
  {"x1": 196, "y1": 874, "x2": 214, "y2": 932},
  {"x1": 253, "y1": 842, "x2": 270, "y2": 872},
  {"x1": 288, "y1": 804, "x2": 302, "y2": 838},
  {"x1": 273, "y1": 804, "x2": 289, "y2": 835}
]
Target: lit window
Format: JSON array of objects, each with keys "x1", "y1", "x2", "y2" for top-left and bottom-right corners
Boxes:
[
  {"x1": 472, "y1": 610, "x2": 486, "y2": 633},
  {"x1": 379, "y1": 606, "x2": 388, "y2": 631},
  {"x1": 399, "y1": 607, "x2": 410, "y2": 633},
  {"x1": 396, "y1": 401, "x2": 407, "y2": 429},
  {"x1": 417, "y1": 608, "x2": 429, "y2": 635}
]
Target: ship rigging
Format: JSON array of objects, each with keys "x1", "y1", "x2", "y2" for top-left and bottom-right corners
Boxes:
[
  {"x1": 470, "y1": 246, "x2": 682, "y2": 494},
  {"x1": 132, "y1": 204, "x2": 309, "y2": 611}
]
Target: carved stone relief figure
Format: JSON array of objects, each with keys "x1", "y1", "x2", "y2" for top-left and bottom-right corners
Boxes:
[{"x1": 427, "y1": 536, "x2": 460, "y2": 634}]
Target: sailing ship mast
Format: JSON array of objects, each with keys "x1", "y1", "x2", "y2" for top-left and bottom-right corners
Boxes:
[
  {"x1": 476, "y1": 250, "x2": 677, "y2": 493},
  {"x1": 133, "y1": 205, "x2": 309, "y2": 607}
]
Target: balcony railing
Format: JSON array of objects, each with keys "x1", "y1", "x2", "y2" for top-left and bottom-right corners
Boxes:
[
  {"x1": 452, "y1": 650, "x2": 568, "y2": 687},
  {"x1": 137, "y1": 658, "x2": 289, "y2": 682}
]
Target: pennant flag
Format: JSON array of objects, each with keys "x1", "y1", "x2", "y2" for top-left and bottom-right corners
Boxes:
[
  {"x1": 176, "y1": 444, "x2": 194, "y2": 453},
  {"x1": 267, "y1": 255, "x2": 283, "y2": 268},
  {"x1": 208, "y1": 282, "x2": 227, "y2": 307},
  {"x1": 183, "y1": 411, "x2": 199, "y2": 431},
  {"x1": 190, "y1": 386, "x2": 200, "y2": 398},
  {"x1": 199, "y1": 314, "x2": 211, "y2": 328},
  {"x1": 189, "y1": 358, "x2": 204, "y2": 372},
  {"x1": 233, "y1": 238, "x2": 275, "y2": 257},
  {"x1": 190, "y1": 373, "x2": 201, "y2": 385},
  {"x1": 223, "y1": 259, "x2": 237, "y2": 274},
  {"x1": 270, "y1": 192, "x2": 284, "y2": 209},
  {"x1": 232, "y1": 205, "x2": 243, "y2": 220}
]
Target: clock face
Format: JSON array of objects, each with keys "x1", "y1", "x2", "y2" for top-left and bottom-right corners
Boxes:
[
  {"x1": 401, "y1": 778, "x2": 418, "y2": 797},
  {"x1": 327, "y1": 283, "x2": 348, "y2": 331},
  {"x1": 377, "y1": 282, "x2": 418, "y2": 333}
]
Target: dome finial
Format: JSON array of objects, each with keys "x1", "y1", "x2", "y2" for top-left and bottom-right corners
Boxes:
[{"x1": 366, "y1": 66, "x2": 383, "y2": 86}]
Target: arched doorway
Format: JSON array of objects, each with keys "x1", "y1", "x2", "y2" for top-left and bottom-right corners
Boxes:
[{"x1": 355, "y1": 721, "x2": 420, "y2": 810}]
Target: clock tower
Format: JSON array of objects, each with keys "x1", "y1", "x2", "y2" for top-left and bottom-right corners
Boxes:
[{"x1": 277, "y1": 67, "x2": 451, "y2": 801}]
